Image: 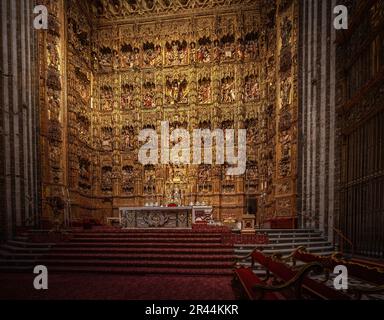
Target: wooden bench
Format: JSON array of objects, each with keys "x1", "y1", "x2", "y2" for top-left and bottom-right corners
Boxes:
[
  {"x1": 233, "y1": 249, "x2": 347, "y2": 300},
  {"x1": 279, "y1": 246, "x2": 384, "y2": 299},
  {"x1": 233, "y1": 267, "x2": 281, "y2": 300}
]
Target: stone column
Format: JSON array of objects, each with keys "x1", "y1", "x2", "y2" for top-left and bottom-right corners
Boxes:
[
  {"x1": 298, "y1": 0, "x2": 336, "y2": 240},
  {"x1": 0, "y1": 0, "x2": 39, "y2": 240}
]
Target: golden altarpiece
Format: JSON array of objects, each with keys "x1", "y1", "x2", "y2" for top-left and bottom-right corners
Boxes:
[{"x1": 37, "y1": 0, "x2": 298, "y2": 227}]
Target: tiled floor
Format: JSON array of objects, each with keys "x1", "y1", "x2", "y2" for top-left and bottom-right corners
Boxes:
[{"x1": 310, "y1": 274, "x2": 384, "y2": 300}]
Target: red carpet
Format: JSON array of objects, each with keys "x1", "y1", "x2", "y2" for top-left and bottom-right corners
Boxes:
[
  {"x1": 5, "y1": 229, "x2": 235, "y2": 276},
  {"x1": 0, "y1": 273, "x2": 236, "y2": 300},
  {"x1": 1, "y1": 228, "x2": 238, "y2": 299}
]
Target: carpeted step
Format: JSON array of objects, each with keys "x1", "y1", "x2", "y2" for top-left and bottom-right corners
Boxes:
[
  {"x1": 0, "y1": 265, "x2": 34, "y2": 272},
  {"x1": 0, "y1": 264, "x2": 234, "y2": 276},
  {"x1": 70, "y1": 228, "x2": 228, "y2": 234},
  {"x1": 5, "y1": 252, "x2": 235, "y2": 261},
  {"x1": 34, "y1": 258, "x2": 234, "y2": 269},
  {"x1": 0, "y1": 244, "x2": 52, "y2": 254},
  {"x1": 54, "y1": 242, "x2": 233, "y2": 249},
  {"x1": 0, "y1": 259, "x2": 37, "y2": 267},
  {"x1": 69, "y1": 237, "x2": 223, "y2": 243},
  {"x1": 44, "y1": 265, "x2": 235, "y2": 276},
  {"x1": 48, "y1": 247, "x2": 234, "y2": 255},
  {"x1": 0, "y1": 258, "x2": 234, "y2": 268},
  {"x1": 0, "y1": 228, "x2": 338, "y2": 280},
  {"x1": 72, "y1": 232, "x2": 224, "y2": 238},
  {"x1": 7, "y1": 240, "x2": 55, "y2": 248}
]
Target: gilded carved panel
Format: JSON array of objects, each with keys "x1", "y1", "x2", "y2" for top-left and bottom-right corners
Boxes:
[{"x1": 56, "y1": 0, "x2": 299, "y2": 223}]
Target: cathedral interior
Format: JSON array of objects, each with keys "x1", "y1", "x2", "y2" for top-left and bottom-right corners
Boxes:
[{"x1": 0, "y1": 0, "x2": 384, "y2": 301}]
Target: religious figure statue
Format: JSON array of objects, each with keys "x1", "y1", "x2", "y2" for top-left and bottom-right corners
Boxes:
[
  {"x1": 99, "y1": 46, "x2": 113, "y2": 71},
  {"x1": 121, "y1": 83, "x2": 134, "y2": 110},
  {"x1": 165, "y1": 40, "x2": 187, "y2": 66},
  {"x1": 220, "y1": 35, "x2": 236, "y2": 62},
  {"x1": 121, "y1": 165, "x2": 134, "y2": 193},
  {"x1": 132, "y1": 47, "x2": 141, "y2": 67},
  {"x1": 143, "y1": 81, "x2": 156, "y2": 108},
  {"x1": 189, "y1": 42, "x2": 197, "y2": 63},
  {"x1": 236, "y1": 39, "x2": 245, "y2": 61},
  {"x1": 122, "y1": 125, "x2": 135, "y2": 151},
  {"x1": 165, "y1": 77, "x2": 188, "y2": 105},
  {"x1": 77, "y1": 113, "x2": 90, "y2": 144},
  {"x1": 120, "y1": 44, "x2": 140, "y2": 69},
  {"x1": 143, "y1": 42, "x2": 162, "y2": 67},
  {"x1": 198, "y1": 165, "x2": 210, "y2": 182},
  {"x1": 49, "y1": 146, "x2": 61, "y2": 170},
  {"x1": 212, "y1": 40, "x2": 222, "y2": 63},
  {"x1": 102, "y1": 99, "x2": 112, "y2": 111},
  {"x1": 244, "y1": 74, "x2": 259, "y2": 102},
  {"x1": 101, "y1": 127, "x2": 113, "y2": 151},
  {"x1": 247, "y1": 126, "x2": 258, "y2": 146},
  {"x1": 220, "y1": 76, "x2": 236, "y2": 103},
  {"x1": 281, "y1": 16, "x2": 292, "y2": 49},
  {"x1": 100, "y1": 85, "x2": 113, "y2": 111},
  {"x1": 197, "y1": 37, "x2": 211, "y2": 63},
  {"x1": 47, "y1": 43, "x2": 60, "y2": 69},
  {"x1": 243, "y1": 32, "x2": 259, "y2": 60},
  {"x1": 280, "y1": 78, "x2": 292, "y2": 106},
  {"x1": 101, "y1": 167, "x2": 113, "y2": 192},
  {"x1": 121, "y1": 44, "x2": 134, "y2": 68},
  {"x1": 198, "y1": 77, "x2": 211, "y2": 104}
]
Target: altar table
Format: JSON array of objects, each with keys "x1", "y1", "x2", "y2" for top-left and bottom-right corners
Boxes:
[{"x1": 119, "y1": 206, "x2": 212, "y2": 229}]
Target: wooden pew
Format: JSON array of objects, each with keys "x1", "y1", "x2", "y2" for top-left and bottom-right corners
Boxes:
[
  {"x1": 233, "y1": 249, "x2": 349, "y2": 300},
  {"x1": 281, "y1": 247, "x2": 384, "y2": 299},
  {"x1": 252, "y1": 250, "x2": 350, "y2": 300},
  {"x1": 233, "y1": 259, "x2": 323, "y2": 300}
]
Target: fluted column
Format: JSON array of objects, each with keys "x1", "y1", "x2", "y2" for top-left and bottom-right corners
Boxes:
[
  {"x1": 298, "y1": 0, "x2": 336, "y2": 241},
  {"x1": 0, "y1": 0, "x2": 39, "y2": 240}
]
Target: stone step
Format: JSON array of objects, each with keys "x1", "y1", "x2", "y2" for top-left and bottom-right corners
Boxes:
[
  {"x1": 235, "y1": 250, "x2": 334, "y2": 261},
  {"x1": 234, "y1": 241, "x2": 331, "y2": 250},
  {"x1": 266, "y1": 232, "x2": 323, "y2": 238},
  {"x1": 266, "y1": 237, "x2": 326, "y2": 243},
  {"x1": 235, "y1": 246, "x2": 334, "y2": 255},
  {"x1": 256, "y1": 229, "x2": 319, "y2": 233}
]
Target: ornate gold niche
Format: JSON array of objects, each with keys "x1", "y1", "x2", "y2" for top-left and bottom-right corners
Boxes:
[{"x1": 40, "y1": 0, "x2": 299, "y2": 227}]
